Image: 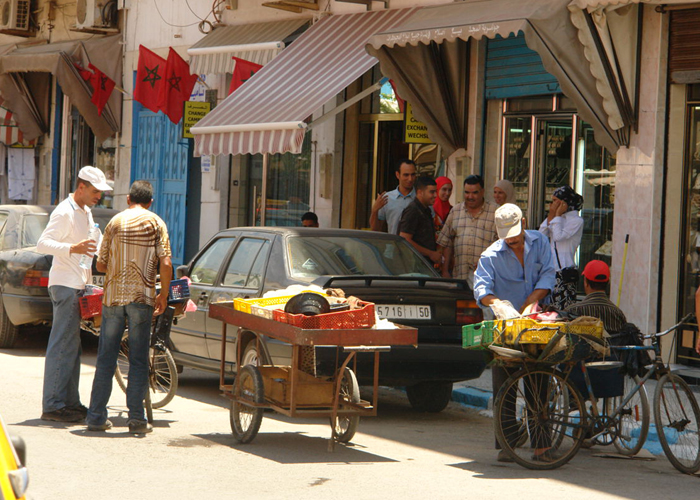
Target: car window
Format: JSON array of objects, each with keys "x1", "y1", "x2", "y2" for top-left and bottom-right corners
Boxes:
[
  {"x1": 22, "y1": 213, "x2": 49, "y2": 248},
  {"x1": 287, "y1": 235, "x2": 436, "y2": 279},
  {"x1": 223, "y1": 238, "x2": 269, "y2": 288},
  {"x1": 190, "y1": 237, "x2": 236, "y2": 285},
  {"x1": 93, "y1": 213, "x2": 115, "y2": 232}
]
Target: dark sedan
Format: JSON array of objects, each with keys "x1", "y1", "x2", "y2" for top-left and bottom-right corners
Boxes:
[
  {"x1": 0, "y1": 205, "x2": 117, "y2": 348},
  {"x1": 171, "y1": 227, "x2": 488, "y2": 412}
]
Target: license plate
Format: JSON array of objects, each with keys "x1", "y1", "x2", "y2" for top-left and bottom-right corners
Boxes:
[
  {"x1": 92, "y1": 275, "x2": 104, "y2": 286},
  {"x1": 376, "y1": 305, "x2": 431, "y2": 320}
]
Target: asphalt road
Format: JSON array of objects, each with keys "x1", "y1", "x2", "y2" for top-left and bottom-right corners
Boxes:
[{"x1": 1, "y1": 330, "x2": 699, "y2": 500}]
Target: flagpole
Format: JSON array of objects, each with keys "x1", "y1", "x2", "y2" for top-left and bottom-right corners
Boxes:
[{"x1": 196, "y1": 77, "x2": 210, "y2": 89}]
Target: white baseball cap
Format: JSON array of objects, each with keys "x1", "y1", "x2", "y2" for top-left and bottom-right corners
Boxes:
[
  {"x1": 78, "y1": 166, "x2": 112, "y2": 192},
  {"x1": 495, "y1": 203, "x2": 523, "y2": 240}
]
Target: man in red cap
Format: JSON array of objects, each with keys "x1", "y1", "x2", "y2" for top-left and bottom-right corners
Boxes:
[{"x1": 565, "y1": 260, "x2": 627, "y2": 334}]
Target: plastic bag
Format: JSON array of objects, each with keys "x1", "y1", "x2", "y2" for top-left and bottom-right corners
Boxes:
[{"x1": 489, "y1": 299, "x2": 520, "y2": 320}]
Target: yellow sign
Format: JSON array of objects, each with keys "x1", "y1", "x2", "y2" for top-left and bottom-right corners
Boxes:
[
  {"x1": 182, "y1": 101, "x2": 211, "y2": 139},
  {"x1": 404, "y1": 102, "x2": 432, "y2": 144}
]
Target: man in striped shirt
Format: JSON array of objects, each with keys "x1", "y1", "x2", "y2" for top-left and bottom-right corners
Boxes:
[{"x1": 565, "y1": 260, "x2": 627, "y2": 334}]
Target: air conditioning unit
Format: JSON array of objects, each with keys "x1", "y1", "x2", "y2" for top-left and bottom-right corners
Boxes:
[
  {"x1": 75, "y1": 0, "x2": 116, "y2": 30},
  {"x1": 0, "y1": 0, "x2": 30, "y2": 32}
]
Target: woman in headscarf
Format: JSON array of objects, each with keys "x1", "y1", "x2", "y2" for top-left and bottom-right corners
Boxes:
[
  {"x1": 433, "y1": 176, "x2": 453, "y2": 234},
  {"x1": 493, "y1": 179, "x2": 515, "y2": 206},
  {"x1": 539, "y1": 185, "x2": 584, "y2": 309}
]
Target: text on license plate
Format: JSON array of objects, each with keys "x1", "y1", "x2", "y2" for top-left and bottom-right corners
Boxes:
[
  {"x1": 92, "y1": 275, "x2": 104, "y2": 286},
  {"x1": 376, "y1": 305, "x2": 431, "y2": 320}
]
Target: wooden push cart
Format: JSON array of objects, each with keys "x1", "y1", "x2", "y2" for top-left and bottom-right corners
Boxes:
[{"x1": 208, "y1": 302, "x2": 417, "y2": 448}]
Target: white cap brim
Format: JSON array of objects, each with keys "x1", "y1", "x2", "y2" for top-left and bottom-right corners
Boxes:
[{"x1": 497, "y1": 219, "x2": 522, "y2": 240}]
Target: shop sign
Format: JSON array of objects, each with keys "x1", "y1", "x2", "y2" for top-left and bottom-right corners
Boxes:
[
  {"x1": 403, "y1": 102, "x2": 432, "y2": 144},
  {"x1": 182, "y1": 101, "x2": 211, "y2": 139}
]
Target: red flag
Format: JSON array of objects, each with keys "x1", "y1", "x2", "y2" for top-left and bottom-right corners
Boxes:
[
  {"x1": 228, "y1": 56, "x2": 262, "y2": 95},
  {"x1": 157, "y1": 48, "x2": 198, "y2": 124},
  {"x1": 389, "y1": 79, "x2": 405, "y2": 113},
  {"x1": 74, "y1": 63, "x2": 93, "y2": 82},
  {"x1": 88, "y1": 63, "x2": 115, "y2": 116},
  {"x1": 134, "y1": 45, "x2": 166, "y2": 113}
]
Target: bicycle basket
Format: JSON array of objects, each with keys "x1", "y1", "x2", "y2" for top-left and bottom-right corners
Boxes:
[{"x1": 537, "y1": 332, "x2": 608, "y2": 364}]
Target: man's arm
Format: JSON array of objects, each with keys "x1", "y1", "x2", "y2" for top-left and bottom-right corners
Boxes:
[
  {"x1": 520, "y1": 289, "x2": 550, "y2": 313},
  {"x1": 440, "y1": 246, "x2": 453, "y2": 278},
  {"x1": 399, "y1": 232, "x2": 441, "y2": 263},
  {"x1": 370, "y1": 192, "x2": 388, "y2": 232},
  {"x1": 155, "y1": 256, "x2": 173, "y2": 316},
  {"x1": 37, "y1": 211, "x2": 95, "y2": 257}
]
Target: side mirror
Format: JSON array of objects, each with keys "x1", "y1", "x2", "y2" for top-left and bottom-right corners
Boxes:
[{"x1": 176, "y1": 265, "x2": 188, "y2": 279}]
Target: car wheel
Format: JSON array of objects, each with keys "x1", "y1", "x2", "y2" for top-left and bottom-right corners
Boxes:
[
  {"x1": 242, "y1": 340, "x2": 265, "y2": 367},
  {"x1": 406, "y1": 381, "x2": 453, "y2": 413},
  {"x1": 0, "y1": 295, "x2": 19, "y2": 348}
]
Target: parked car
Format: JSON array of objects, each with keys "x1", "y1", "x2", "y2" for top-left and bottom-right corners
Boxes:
[
  {"x1": 0, "y1": 205, "x2": 117, "y2": 348},
  {"x1": 0, "y1": 414, "x2": 28, "y2": 500},
  {"x1": 170, "y1": 227, "x2": 488, "y2": 412}
]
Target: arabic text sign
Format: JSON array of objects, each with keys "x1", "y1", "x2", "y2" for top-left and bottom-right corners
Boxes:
[{"x1": 183, "y1": 101, "x2": 211, "y2": 139}]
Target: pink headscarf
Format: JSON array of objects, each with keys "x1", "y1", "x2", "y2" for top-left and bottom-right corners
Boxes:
[{"x1": 434, "y1": 176, "x2": 453, "y2": 223}]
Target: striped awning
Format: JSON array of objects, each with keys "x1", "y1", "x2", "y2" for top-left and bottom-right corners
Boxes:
[
  {"x1": 187, "y1": 19, "x2": 310, "y2": 75},
  {"x1": 191, "y1": 8, "x2": 418, "y2": 156},
  {"x1": 0, "y1": 98, "x2": 31, "y2": 146}
]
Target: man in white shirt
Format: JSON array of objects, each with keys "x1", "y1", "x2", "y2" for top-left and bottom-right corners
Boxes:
[
  {"x1": 37, "y1": 166, "x2": 112, "y2": 423},
  {"x1": 369, "y1": 159, "x2": 416, "y2": 234}
]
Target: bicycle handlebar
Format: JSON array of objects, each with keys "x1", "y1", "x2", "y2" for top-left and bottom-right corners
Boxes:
[{"x1": 643, "y1": 313, "x2": 694, "y2": 340}]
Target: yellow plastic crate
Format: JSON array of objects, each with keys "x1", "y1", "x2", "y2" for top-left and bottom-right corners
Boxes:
[
  {"x1": 233, "y1": 291, "x2": 324, "y2": 315},
  {"x1": 502, "y1": 317, "x2": 605, "y2": 345}
]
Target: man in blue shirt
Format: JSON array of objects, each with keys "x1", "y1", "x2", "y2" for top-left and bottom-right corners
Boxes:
[
  {"x1": 370, "y1": 159, "x2": 416, "y2": 234},
  {"x1": 473, "y1": 203, "x2": 556, "y2": 462}
]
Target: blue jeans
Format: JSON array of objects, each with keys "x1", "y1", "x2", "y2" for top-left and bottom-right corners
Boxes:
[
  {"x1": 43, "y1": 286, "x2": 83, "y2": 413},
  {"x1": 86, "y1": 303, "x2": 153, "y2": 425}
]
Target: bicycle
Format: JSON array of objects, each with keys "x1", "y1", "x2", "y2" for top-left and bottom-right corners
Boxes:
[{"x1": 493, "y1": 315, "x2": 700, "y2": 473}]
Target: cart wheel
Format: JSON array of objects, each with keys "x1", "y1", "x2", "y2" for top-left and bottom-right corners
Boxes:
[
  {"x1": 230, "y1": 365, "x2": 265, "y2": 444},
  {"x1": 330, "y1": 368, "x2": 360, "y2": 443}
]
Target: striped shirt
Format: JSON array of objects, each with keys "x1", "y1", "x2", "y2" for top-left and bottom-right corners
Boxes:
[
  {"x1": 98, "y1": 206, "x2": 171, "y2": 307},
  {"x1": 565, "y1": 291, "x2": 627, "y2": 334},
  {"x1": 436, "y1": 201, "x2": 498, "y2": 279}
]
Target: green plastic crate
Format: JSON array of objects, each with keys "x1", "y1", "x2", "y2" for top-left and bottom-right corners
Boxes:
[{"x1": 462, "y1": 321, "x2": 496, "y2": 349}]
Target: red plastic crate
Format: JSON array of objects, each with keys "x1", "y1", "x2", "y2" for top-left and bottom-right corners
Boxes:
[
  {"x1": 79, "y1": 291, "x2": 104, "y2": 319},
  {"x1": 273, "y1": 302, "x2": 375, "y2": 330}
]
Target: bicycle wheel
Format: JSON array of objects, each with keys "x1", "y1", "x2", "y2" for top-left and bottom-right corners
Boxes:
[
  {"x1": 653, "y1": 373, "x2": 700, "y2": 474},
  {"x1": 610, "y1": 375, "x2": 649, "y2": 456},
  {"x1": 494, "y1": 367, "x2": 586, "y2": 470},
  {"x1": 330, "y1": 368, "x2": 360, "y2": 443},
  {"x1": 230, "y1": 365, "x2": 265, "y2": 443},
  {"x1": 114, "y1": 338, "x2": 179, "y2": 409}
]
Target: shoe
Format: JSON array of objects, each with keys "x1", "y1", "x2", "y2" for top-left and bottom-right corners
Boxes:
[
  {"x1": 67, "y1": 404, "x2": 88, "y2": 418},
  {"x1": 497, "y1": 450, "x2": 515, "y2": 463},
  {"x1": 532, "y1": 448, "x2": 562, "y2": 463},
  {"x1": 581, "y1": 439, "x2": 594, "y2": 449},
  {"x1": 128, "y1": 420, "x2": 153, "y2": 434},
  {"x1": 87, "y1": 420, "x2": 112, "y2": 432},
  {"x1": 41, "y1": 408, "x2": 85, "y2": 423}
]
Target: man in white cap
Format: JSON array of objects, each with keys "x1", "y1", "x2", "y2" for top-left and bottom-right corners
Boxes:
[
  {"x1": 473, "y1": 203, "x2": 556, "y2": 462},
  {"x1": 37, "y1": 166, "x2": 112, "y2": 423}
]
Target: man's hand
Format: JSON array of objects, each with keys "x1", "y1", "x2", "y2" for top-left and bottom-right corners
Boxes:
[
  {"x1": 70, "y1": 239, "x2": 97, "y2": 256},
  {"x1": 154, "y1": 292, "x2": 168, "y2": 316},
  {"x1": 371, "y1": 192, "x2": 388, "y2": 214},
  {"x1": 428, "y1": 250, "x2": 442, "y2": 264}
]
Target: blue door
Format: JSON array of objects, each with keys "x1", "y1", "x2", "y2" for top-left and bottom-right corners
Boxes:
[{"x1": 131, "y1": 102, "x2": 190, "y2": 266}]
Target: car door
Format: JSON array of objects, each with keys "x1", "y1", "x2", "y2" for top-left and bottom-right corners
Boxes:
[
  {"x1": 169, "y1": 236, "x2": 236, "y2": 360},
  {"x1": 205, "y1": 236, "x2": 272, "y2": 364}
]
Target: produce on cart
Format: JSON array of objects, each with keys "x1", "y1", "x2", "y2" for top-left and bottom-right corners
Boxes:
[{"x1": 209, "y1": 290, "x2": 417, "y2": 449}]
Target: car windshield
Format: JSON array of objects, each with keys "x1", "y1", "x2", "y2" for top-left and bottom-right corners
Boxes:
[
  {"x1": 287, "y1": 235, "x2": 437, "y2": 279},
  {"x1": 22, "y1": 214, "x2": 49, "y2": 248}
]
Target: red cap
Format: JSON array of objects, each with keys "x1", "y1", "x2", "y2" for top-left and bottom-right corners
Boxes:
[{"x1": 582, "y1": 260, "x2": 610, "y2": 283}]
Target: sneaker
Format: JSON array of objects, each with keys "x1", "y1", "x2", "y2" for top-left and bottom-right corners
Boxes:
[
  {"x1": 87, "y1": 420, "x2": 112, "y2": 432},
  {"x1": 67, "y1": 404, "x2": 88, "y2": 418},
  {"x1": 497, "y1": 450, "x2": 515, "y2": 463},
  {"x1": 128, "y1": 420, "x2": 153, "y2": 434},
  {"x1": 41, "y1": 408, "x2": 85, "y2": 423}
]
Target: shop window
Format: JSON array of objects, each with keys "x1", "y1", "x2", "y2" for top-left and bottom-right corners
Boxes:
[
  {"x1": 502, "y1": 116, "x2": 532, "y2": 213},
  {"x1": 576, "y1": 122, "x2": 616, "y2": 279}
]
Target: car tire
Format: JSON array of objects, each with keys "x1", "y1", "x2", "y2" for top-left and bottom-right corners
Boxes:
[
  {"x1": 406, "y1": 381, "x2": 453, "y2": 413},
  {"x1": 242, "y1": 340, "x2": 266, "y2": 367},
  {"x1": 0, "y1": 295, "x2": 19, "y2": 348}
]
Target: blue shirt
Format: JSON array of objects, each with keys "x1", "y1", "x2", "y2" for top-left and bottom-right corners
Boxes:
[
  {"x1": 378, "y1": 187, "x2": 415, "y2": 235},
  {"x1": 473, "y1": 230, "x2": 556, "y2": 311}
]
